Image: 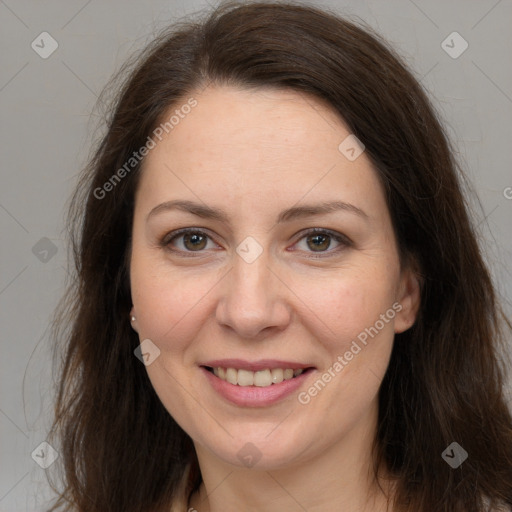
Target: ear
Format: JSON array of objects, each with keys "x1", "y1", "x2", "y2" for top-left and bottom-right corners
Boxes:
[
  {"x1": 129, "y1": 306, "x2": 139, "y2": 333},
  {"x1": 394, "y1": 265, "x2": 422, "y2": 334}
]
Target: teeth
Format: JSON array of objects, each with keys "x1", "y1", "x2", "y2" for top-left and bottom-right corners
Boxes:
[
  {"x1": 254, "y1": 369, "x2": 271, "y2": 387},
  {"x1": 271, "y1": 368, "x2": 283, "y2": 384},
  {"x1": 212, "y1": 367, "x2": 305, "y2": 387},
  {"x1": 225, "y1": 368, "x2": 237, "y2": 385},
  {"x1": 237, "y1": 369, "x2": 254, "y2": 386}
]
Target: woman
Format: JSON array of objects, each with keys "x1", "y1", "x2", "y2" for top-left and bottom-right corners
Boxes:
[{"x1": 46, "y1": 1, "x2": 512, "y2": 511}]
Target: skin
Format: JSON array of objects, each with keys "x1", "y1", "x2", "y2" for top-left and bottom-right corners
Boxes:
[{"x1": 129, "y1": 85, "x2": 421, "y2": 512}]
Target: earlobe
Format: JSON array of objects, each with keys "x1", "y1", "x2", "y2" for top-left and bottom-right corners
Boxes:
[
  {"x1": 394, "y1": 268, "x2": 422, "y2": 334},
  {"x1": 129, "y1": 306, "x2": 138, "y2": 333}
]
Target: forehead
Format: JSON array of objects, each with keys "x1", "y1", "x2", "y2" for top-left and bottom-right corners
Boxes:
[
  {"x1": 155, "y1": 86, "x2": 350, "y2": 164},
  {"x1": 136, "y1": 85, "x2": 385, "y2": 219}
]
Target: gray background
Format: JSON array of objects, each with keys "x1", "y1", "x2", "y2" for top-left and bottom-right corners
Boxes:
[{"x1": 1, "y1": 0, "x2": 511, "y2": 510}]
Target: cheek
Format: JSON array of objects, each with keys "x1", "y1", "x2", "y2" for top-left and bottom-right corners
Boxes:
[
  {"x1": 294, "y1": 267, "x2": 399, "y2": 349},
  {"x1": 296, "y1": 277, "x2": 398, "y2": 431},
  {"x1": 130, "y1": 256, "x2": 221, "y2": 355},
  {"x1": 129, "y1": 259, "x2": 214, "y2": 423}
]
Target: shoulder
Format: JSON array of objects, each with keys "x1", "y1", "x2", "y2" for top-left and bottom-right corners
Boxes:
[{"x1": 482, "y1": 497, "x2": 512, "y2": 512}]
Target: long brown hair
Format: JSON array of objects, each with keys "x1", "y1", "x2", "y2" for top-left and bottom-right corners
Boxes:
[{"x1": 46, "y1": 2, "x2": 512, "y2": 510}]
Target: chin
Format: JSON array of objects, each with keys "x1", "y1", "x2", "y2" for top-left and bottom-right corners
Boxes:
[{"x1": 193, "y1": 421, "x2": 320, "y2": 471}]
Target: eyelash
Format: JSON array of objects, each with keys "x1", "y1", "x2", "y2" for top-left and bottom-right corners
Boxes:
[{"x1": 160, "y1": 227, "x2": 351, "y2": 259}]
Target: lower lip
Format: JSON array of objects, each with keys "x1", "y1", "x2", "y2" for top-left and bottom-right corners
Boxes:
[{"x1": 201, "y1": 367, "x2": 314, "y2": 407}]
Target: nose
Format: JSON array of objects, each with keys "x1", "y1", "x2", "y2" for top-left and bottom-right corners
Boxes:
[{"x1": 215, "y1": 249, "x2": 292, "y2": 340}]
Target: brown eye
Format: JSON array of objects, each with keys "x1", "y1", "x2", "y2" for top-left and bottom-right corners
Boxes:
[
  {"x1": 162, "y1": 229, "x2": 216, "y2": 254},
  {"x1": 182, "y1": 232, "x2": 207, "y2": 251},
  {"x1": 294, "y1": 229, "x2": 351, "y2": 257},
  {"x1": 306, "y1": 233, "x2": 332, "y2": 252}
]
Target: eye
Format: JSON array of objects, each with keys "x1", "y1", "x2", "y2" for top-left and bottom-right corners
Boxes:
[
  {"x1": 161, "y1": 227, "x2": 351, "y2": 258},
  {"x1": 161, "y1": 228, "x2": 218, "y2": 254},
  {"x1": 292, "y1": 228, "x2": 351, "y2": 257}
]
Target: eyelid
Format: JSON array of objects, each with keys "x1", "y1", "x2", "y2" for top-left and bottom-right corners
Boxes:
[
  {"x1": 160, "y1": 227, "x2": 220, "y2": 256},
  {"x1": 160, "y1": 227, "x2": 351, "y2": 257},
  {"x1": 161, "y1": 227, "x2": 215, "y2": 246},
  {"x1": 290, "y1": 227, "x2": 352, "y2": 258}
]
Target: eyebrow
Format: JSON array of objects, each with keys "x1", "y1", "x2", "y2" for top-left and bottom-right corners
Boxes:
[{"x1": 146, "y1": 199, "x2": 369, "y2": 225}]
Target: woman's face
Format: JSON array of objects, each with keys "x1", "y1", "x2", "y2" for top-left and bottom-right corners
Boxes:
[{"x1": 130, "y1": 85, "x2": 419, "y2": 471}]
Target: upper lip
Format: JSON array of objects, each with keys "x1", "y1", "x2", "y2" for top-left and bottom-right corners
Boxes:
[{"x1": 200, "y1": 359, "x2": 314, "y2": 372}]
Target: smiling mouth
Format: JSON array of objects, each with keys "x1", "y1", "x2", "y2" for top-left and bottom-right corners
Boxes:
[{"x1": 202, "y1": 366, "x2": 315, "y2": 387}]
